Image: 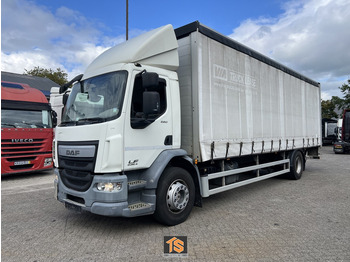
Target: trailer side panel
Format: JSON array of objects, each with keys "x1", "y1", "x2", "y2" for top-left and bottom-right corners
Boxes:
[{"x1": 177, "y1": 25, "x2": 321, "y2": 162}]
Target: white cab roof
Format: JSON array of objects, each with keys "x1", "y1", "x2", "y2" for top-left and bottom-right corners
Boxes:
[{"x1": 83, "y1": 24, "x2": 179, "y2": 79}]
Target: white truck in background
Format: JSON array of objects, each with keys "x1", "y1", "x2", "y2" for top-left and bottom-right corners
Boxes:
[
  {"x1": 334, "y1": 109, "x2": 350, "y2": 153},
  {"x1": 50, "y1": 87, "x2": 65, "y2": 125},
  {"x1": 336, "y1": 119, "x2": 343, "y2": 140},
  {"x1": 50, "y1": 74, "x2": 83, "y2": 125},
  {"x1": 322, "y1": 118, "x2": 338, "y2": 145},
  {"x1": 53, "y1": 21, "x2": 321, "y2": 225}
]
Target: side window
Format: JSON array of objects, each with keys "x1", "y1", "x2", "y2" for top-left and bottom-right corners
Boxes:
[{"x1": 130, "y1": 74, "x2": 167, "y2": 129}]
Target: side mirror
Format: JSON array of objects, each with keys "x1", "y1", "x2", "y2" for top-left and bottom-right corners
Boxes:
[
  {"x1": 60, "y1": 74, "x2": 83, "y2": 94},
  {"x1": 52, "y1": 111, "x2": 58, "y2": 127},
  {"x1": 143, "y1": 91, "x2": 160, "y2": 118},
  {"x1": 142, "y1": 72, "x2": 159, "y2": 90},
  {"x1": 62, "y1": 93, "x2": 69, "y2": 106}
]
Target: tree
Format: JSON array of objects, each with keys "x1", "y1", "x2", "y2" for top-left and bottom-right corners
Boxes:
[
  {"x1": 331, "y1": 95, "x2": 344, "y2": 113},
  {"x1": 323, "y1": 78, "x2": 350, "y2": 118},
  {"x1": 321, "y1": 99, "x2": 338, "y2": 119},
  {"x1": 339, "y1": 78, "x2": 350, "y2": 109},
  {"x1": 24, "y1": 66, "x2": 68, "y2": 86}
]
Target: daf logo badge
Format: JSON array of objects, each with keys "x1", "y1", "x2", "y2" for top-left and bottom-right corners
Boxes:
[
  {"x1": 59, "y1": 145, "x2": 95, "y2": 158},
  {"x1": 66, "y1": 150, "x2": 80, "y2": 156}
]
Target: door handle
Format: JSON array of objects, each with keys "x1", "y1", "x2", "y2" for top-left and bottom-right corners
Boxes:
[{"x1": 164, "y1": 135, "x2": 173, "y2": 145}]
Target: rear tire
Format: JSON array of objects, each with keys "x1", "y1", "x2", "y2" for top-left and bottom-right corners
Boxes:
[
  {"x1": 153, "y1": 167, "x2": 195, "y2": 226},
  {"x1": 288, "y1": 150, "x2": 304, "y2": 180}
]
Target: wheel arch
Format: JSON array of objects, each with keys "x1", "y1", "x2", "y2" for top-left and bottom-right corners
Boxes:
[
  {"x1": 169, "y1": 156, "x2": 202, "y2": 207},
  {"x1": 140, "y1": 149, "x2": 202, "y2": 207},
  {"x1": 140, "y1": 149, "x2": 187, "y2": 189}
]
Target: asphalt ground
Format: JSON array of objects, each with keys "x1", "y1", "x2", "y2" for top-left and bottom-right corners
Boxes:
[{"x1": 1, "y1": 146, "x2": 349, "y2": 261}]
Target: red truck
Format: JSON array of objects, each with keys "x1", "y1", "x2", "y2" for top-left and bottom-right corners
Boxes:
[
  {"x1": 334, "y1": 109, "x2": 350, "y2": 154},
  {"x1": 1, "y1": 81, "x2": 56, "y2": 175}
]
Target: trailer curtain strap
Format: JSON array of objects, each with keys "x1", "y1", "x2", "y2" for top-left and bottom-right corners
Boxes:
[
  {"x1": 225, "y1": 142, "x2": 230, "y2": 160},
  {"x1": 270, "y1": 140, "x2": 274, "y2": 152},
  {"x1": 211, "y1": 142, "x2": 215, "y2": 164}
]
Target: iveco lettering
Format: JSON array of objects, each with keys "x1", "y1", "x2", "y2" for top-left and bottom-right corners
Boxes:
[{"x1": 11, "y1": 139, "x2": 34, "y2": 143}]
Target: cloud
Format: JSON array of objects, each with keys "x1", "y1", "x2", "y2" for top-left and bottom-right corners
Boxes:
[
  {"x1": 1, "y1": 51, "x2": 62, "y2": 74},
  {"x1": 1, "y1": 0, "x2": 124, "y2": 80},
  {"x1": 229, "y1": 0, "x2": 350, "y2": 99},
  {"x1": 2, "y1": 0, "x2": 349, "y2": 100}
]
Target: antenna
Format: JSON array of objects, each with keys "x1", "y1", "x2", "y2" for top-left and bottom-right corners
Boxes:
[{"x1": 126, "y1": 0, "x2": 129, "y2": 40}]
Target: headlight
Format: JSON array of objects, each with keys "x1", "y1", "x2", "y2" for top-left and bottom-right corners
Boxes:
[{"x1": 96, "y1": 182, "x2": 122, "y2": 192}]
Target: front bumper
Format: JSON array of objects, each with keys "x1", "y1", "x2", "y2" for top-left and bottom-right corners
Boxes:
[
  {"x1": 333, "y1": 141, "x2": 350, "y2": 153},
  {"x1": 54, "y1": 169, "x2": 155, "y2": 217}
]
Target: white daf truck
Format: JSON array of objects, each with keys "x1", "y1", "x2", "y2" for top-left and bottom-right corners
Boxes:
[{"x1": 54, "y1": 21, "x2": 321, "y2": 225}]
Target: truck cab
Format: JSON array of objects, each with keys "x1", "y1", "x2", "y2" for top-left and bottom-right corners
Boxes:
[
  {"x1": 54, "y1": 25, "x2": 190, "y2": 224},
  {"x1": 1, "y1": 81, "x2": 56, "y2": 175}
]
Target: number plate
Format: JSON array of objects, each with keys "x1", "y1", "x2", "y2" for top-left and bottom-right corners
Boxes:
[
  {"x1": 65, "y1": 202, "x2": 82, "y2": 213},
  {"x1": 14, "y1": 161, "x2": 31, "y2": 166}
]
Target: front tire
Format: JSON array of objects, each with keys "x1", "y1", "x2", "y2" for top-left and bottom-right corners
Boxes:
[{"x1": 153, "y1": 167, "x2": 195, "y2": 226}]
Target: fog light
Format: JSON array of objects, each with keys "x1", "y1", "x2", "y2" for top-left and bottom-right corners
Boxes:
[
  {"x1": 96, "y1": 182, "x2": 122, "y2": 192},
  {"x1": 44, "y1": 158, "x2": 53, "y2": 167}
]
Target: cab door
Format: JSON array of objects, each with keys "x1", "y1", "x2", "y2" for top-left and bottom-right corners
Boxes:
[{"x1": 124, "y1": 71, "x2": 173, "y2": 170}]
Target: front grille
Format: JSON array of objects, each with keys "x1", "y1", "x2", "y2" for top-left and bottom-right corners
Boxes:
[
  {"x1": 6, "y1": 156, "x2": 36, "y2": 162},
  {"x1": 2, "y1": 143, "x2": 44, "y2": 148},
  {"x1": 2, "y1": 147, "x2": 40, "y2": 152},
  {"x1": 1, "y1": 139, "x2": 46, "y2": 156},
  {"x1": 59, "y1": 157, "x2": 95, "y2": 172},
  {"x1": 61, "y1": 169, "x2": 93, "y2": 192},
  {"x1": 10, "y1": 164, "x2": 34, "y2": 170},
  {"x1": 57, "y1": 141, "x2": 98, "y2": 191}
]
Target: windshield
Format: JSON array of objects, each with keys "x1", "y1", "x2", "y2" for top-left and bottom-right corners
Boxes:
[
  {"x1": 1, "y1": 109, "x2": 52, "y2": 128},
  {"x1": 61, "y1": 71, "x2": 128, "y2": 125},
  {"x1": 327, "y1": 122, "x2": 337, "y2": 136}
]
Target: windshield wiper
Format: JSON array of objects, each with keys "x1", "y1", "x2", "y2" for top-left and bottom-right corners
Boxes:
[
  {"x1": 32, "y1": 123, "x2": 47, "y2": 128},
  {"x1": 1, "y1": 123, "x2": 17, "y2": 128},
  {"x1": 60, "y1": 121, "x2": 78, "y2": 126},
  {"x1": 18, "y1": 122, "x2": 48, "y2": 128},
  {"x1": 60, "y1": 118, "x2": 105, "y2": 126},
  {"x1": 76, "y1": 117, "x2": 105, "y2": 125}
]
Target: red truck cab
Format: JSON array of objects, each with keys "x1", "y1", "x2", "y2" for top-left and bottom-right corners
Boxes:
[{"x1": 1, "y1": 81, "x2": 56, "y2": 175}]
